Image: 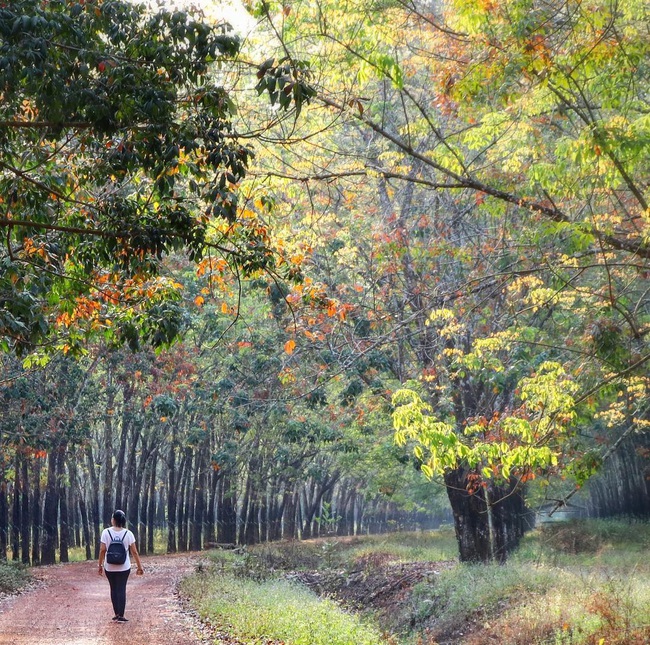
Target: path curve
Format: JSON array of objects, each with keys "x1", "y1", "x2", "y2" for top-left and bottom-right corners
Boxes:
[{"x1": 0, "y1": 555, "x2": 208, "y2": 645}]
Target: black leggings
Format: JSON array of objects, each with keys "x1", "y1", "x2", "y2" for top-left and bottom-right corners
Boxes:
[{"x1": 105, "y1": 569, "x2": 131, "y2": 617}]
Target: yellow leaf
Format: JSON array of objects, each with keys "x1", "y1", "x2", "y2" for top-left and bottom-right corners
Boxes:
[
  {"x1": 221, "y1": 302, "x2": 229, "y2": 314},
  {"x1": 284, "y1": 339, "x2": 296, "y2": 355},
  {"x1": 194, "y1": 295, "x2": 205, "y2": 307}
]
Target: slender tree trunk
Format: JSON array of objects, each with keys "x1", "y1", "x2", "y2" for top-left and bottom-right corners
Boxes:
[
  {"x1": 205, "y1": 467, "x2": 221, "y2": 546},
  {"x1": 177, "y1": 449, "x2": 192, "y2": 552},
  {"x1": 147, "y1": 456, "x2": 157, "y2": 554},
  {"x1": 238, "y1": 472, "x2": 252, "y2": 545},
  {"x1": 114, "y1": 386, "x2": 134, "y2": 510},
  {"x1": 0, "y1": 477, "x2": 7, "y2": 561},
  {"x1": 125, "y1": 436, "x2": 146, "y2": 540},
  {"x1": 102, "y1": 376, "x2": 116, "y2": 527},
  {"x1": 138, "y1": 460, "x2": 150, "y2": 554},
  {"x1": 283, "y1": 487, "x2": 299, "y2": 540},
  {"x1": 41, "y1": 450, "x2": 59, "y2": 565},
  {"x1": 166, "y1": 437, "x2": 177, "y2": 553},
  {"x1": 57, "y1": 450, "x2": 69, "y2": 563},
  {"x1": 11, "y1": 454, "x2": 20, "y2": 561},
  {"x1": 85, "y1": 445, "x2": 101, "y2": 558},
  {"x1": 217, "y1": 476, "x2": 237, "y2": 544},
  {"x1": 191, "y1": 447, "x2": 206, "y2": 551},
  {"x1": 78, "y1": 484, "x2": 92, "y2": 561},
  {"x1": 31, "y1": 457, "x2": 41, "y2": 565},
  {"x1": 20, "y1": 456, "x2": 30, "y2": 564}
]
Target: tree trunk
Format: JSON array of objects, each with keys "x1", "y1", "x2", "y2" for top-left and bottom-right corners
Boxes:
[
  {"x1": 147, "y1": 456, "x2": 157, "y2": 554},
  {"x1": 31, "y1": 457, "x2": 41, "y2": 565},
  {"x1": 217, "y1": 476, "x2": 237, "y2": 544},
  {"x1": 58, "y1": 448, "x2": 70, "y2": 563},
  {"x1": 445, "y1": 468, "x2": 526, "y2": 563},
  {"x1": 166, "y1": 437, "x2": 177, "y2": 553},
  {"x1": 85, "y1": 445, "x2": 101, "y2": 558},
  {"x1": 11, "y1": 454, "x2": 20, "y2": 561},
  {"x1": 102, "y1": 376, "x2": 116, "y2": 527},
  {"x1": 205, "y1": 466, "x2": 221, "y2": 546},
  {"x1": 41, "y1": 450, "x2": 59, "y2": 565},
  {"x1": 0, "y1": 479, "x2": 7, "y2": 561},
  {"x1": 77, "y1": 482, "x2": 92, "y2": 561},
  {"x1": 20, "y1": 456, "x2": 30, "y2": 564},
  {"x1": 191, "y1": 446, "x2": 206, "y2": 551}
]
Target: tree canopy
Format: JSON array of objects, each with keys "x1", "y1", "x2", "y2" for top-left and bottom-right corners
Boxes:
[{"x1": 0, "y1": 0, "x2": 311, "y2": 357}]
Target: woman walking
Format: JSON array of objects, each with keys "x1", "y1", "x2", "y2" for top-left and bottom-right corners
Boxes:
[{"x1": 98, "y1": 509, "x2": 144, "y2": 622}]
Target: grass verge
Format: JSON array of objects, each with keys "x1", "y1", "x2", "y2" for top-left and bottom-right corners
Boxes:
[{"x1": 181, "y1": 568, "x2": 388, "y2": 645}]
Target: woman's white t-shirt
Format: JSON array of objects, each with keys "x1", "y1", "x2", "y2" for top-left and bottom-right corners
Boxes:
[{"x1": 101, "y1": 527, "x2": 136, "y2": 572}]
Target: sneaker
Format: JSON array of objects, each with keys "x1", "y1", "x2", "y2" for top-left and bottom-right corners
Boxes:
[
  {"x1": 116, "y1": 617, "x2": 129, "y2": 622},
  {"x1": 111, "y1": 616, "x2": 119, "y2": 621}
]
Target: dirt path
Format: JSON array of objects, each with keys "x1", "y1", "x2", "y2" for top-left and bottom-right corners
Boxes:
[{"x1": 0, "y1": 555, "x2": 209, "y2": 645}]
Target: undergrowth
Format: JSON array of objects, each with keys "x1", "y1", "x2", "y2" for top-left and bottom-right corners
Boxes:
[
  {"x1": 182, "y1": 519, "x2": 650, "y2": 644},
  {"x1": 401, "y1": 519, "x2": 650, "y2": 644},
  {"x1": 0, "y1": 560, "x2": 31, "y2": 594}
]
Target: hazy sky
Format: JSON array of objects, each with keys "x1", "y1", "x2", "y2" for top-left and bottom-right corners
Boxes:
[{"x1": 140, "y1": 0, "x2": 256, "y2": 33}]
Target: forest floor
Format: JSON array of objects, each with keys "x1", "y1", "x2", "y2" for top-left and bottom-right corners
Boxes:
[{"x1": 0, "y1": 554, "x2": 214, "y2": 645}]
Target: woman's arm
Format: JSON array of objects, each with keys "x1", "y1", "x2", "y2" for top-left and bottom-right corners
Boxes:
[
  {"x1": 129, "y1": 541, "x2": 144, "y2": 576},
  {"x1": 98, "y1": 542, "x2": 106, "y2": 576}
]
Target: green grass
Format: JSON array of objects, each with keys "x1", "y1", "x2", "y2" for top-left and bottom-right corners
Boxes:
[
  {"x1": 236, "y1": 528, "x2": 459, "y2": 574},
  {"x1": 0, "y1": 560, "x2": 31, "y2": 594},
  {"x1": 181, "y1": 569, "x2": 387, "y2": 645},
  {"x1": 339, "y1": 527, "x2": 458, "y2": 565}
]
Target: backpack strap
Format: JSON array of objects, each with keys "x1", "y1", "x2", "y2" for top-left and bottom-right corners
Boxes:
[{"x1": 107, "y1": 529, "x2": 124, "y2": 542}]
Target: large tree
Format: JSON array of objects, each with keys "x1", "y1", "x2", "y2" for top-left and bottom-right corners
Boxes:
[{"x1": 247, "y1": 0, "x2": 650, "y2": 560}]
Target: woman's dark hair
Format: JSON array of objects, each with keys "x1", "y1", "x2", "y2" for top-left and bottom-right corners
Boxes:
[{"x1": 112, "y1": 509, "x2": 127, "y2": 528}]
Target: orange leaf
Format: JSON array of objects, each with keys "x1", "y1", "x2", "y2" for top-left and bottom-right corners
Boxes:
[
  {"x1": 284, "y1": 339, "x2": 296, "y2": 355},
  {"x1": 194, "y1": 295, "x2": 205, "y2": 307}
]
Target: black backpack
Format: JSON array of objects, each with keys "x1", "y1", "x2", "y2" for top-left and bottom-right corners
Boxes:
[{"x1": 106, "y1": 529, "x2": 127, "y2": 565}]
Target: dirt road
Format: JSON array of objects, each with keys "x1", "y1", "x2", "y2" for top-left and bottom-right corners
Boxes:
[{"x1": 0, "y1": 555, "x2": 206, "y2": 645}]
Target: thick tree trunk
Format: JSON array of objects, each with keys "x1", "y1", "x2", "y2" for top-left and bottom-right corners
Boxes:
[{"x1": 445, "y1": 468, "x2": 527, "y2": 563}]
